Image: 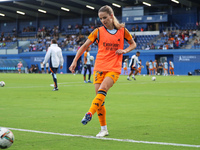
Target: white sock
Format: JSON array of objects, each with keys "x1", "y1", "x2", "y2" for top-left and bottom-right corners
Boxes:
[
  {"x1": 132, "y1": 75, "x2": 135, "y2": 78},
  {"x1": 101, "y1": 125, "x2": 107, "y2": 131},
  {"x1": 127, "y1": 76, "x2": 130, "y2": 79}
]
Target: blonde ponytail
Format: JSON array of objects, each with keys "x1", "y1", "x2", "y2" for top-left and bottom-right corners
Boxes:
[
  {"x1": 98, "y1": 5, "x2": 125, "y2": 30},
  {"x1": 113, "y1": 16, "x2": 125, "y2": 29}
]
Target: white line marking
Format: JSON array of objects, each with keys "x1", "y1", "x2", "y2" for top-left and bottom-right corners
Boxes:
[{"x1": 6, "y1": 127, "x2": 200, "y2": 148}]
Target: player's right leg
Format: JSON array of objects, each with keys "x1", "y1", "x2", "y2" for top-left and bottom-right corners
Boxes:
[
  {"x1": 50, "y1": 67, "x2": 58, "y2": 91},
  {"x1": 127, "y1": 70, "x2": 133, "y2": 81},
  {"x1": 87, "y1": 65, "x2": 92, "y2": 83},
  {"x1": 83, "y1": 66, "x2": 87, "y2": 83}
]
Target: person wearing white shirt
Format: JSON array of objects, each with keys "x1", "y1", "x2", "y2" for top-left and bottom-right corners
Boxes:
[
  {"x1": 127, "y1": 51, "x2": 140, "y2": 81},
  {"x1": 169, "y1": 60, "x2": 174, "y2": 75},
  {"x1": 43, "y1": 39, "x2": 64, "y2": 91}
]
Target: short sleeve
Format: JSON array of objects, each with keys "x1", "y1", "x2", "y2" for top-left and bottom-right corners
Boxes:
[
  {"x1": 124, "y1": 28, "x2": 133, "y2": 41},
  {"x1": 84, "y1": 52, "x2": 87, "y2": 57},
  {"x1": 88, "y1": 28, "x2": 98, "y2": 43}
]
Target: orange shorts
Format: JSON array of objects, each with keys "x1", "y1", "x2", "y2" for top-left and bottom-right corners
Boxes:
[
  {"x1": 123, "y1": 67, "x2": 127, "y2": 70},
  {"x1": 93, "y1": 71, "x2": 120, "y2": 84},
  {"x1": 170, "y1": 67, "x2": 174, "y2": 70}
]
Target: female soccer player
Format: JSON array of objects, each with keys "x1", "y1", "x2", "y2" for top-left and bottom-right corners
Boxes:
[
  {"x1": 17, "y1": 61, "x2": 23, "y2": 74},
  {"x1": 69, "y1": 5, "x2": 136, "y2": 137},
  {"x1": 149, "y1": 60, "x2": 153, "y2": 75},
  {"x1": 153, "y1": 59, "x2": 158, "y2": 75},
  {"x1": 169, "y1": 60, "x2": 174, "y2": 75},
  {"x1": 123, "y1": 59, "x2": 128, "y2": 75},
  {"x1": 83, "y1": 46, "x2": 92, "y2": 83}
]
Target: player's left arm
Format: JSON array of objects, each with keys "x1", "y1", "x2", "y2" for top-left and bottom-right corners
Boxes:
[
  {"x1": 59, "y1": 49, "x2": 64, "y2": 69},
  {"x1": 116, "y1": 28, "x2": 137, "y2": 54}
]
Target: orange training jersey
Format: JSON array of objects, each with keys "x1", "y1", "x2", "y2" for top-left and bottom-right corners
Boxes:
[{"x1": 88, "y1": 26, "x2": 132, "y2": 74}]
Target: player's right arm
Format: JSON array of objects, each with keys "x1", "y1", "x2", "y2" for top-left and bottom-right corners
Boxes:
[
  {"x1": 43, "y1": 48, "x2": 51, "y2": 65},
  {"x1": 69, "y1": 29, "x2": 98, "y2": 73},
  {"x1": 69, "y1": 39, "x2": 92, "y2": 73}
]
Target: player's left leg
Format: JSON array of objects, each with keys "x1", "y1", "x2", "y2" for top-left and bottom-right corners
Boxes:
[
  {"x1": 82, "y1": 82, "x2": 109, "y2": 125},
  {"x1": 132, "y1": 68, "x2": 138, "y2": 80},
  {"x1": 96, "y1": 104, "x2": 109, "y2": 137},
  {"x1": 172, "y1": 68, "x2": 174, "y2": 75},
  {"x1": 87, "y1": 65, "x2": 92, "y2": 83},
  {"x1": 127, "y1": 69, "x2": 133, "y2": 81},
  {"x1": 155, "y1": 68, "x2": 157, "y2": 75},
  {"x1": 83, "y1": 65, "x2": 88, "y2": 83},
  {"x1": 50, "y1": 67, "x2": 58, "y2": 91}
]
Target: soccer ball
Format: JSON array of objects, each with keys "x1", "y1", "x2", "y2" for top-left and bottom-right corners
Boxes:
[
  {"x1": 90, "y1": 56, "x2": 94, "y2": 61},
  {"x1": 0, "y1": 127, "x2": 14, "y2": 149},
  {"x1": 152, "y1": 76, "x2": 156, "y2": 81},
  {"x1": 0, "y1": 81, "x2": 5, "y2": 87}
]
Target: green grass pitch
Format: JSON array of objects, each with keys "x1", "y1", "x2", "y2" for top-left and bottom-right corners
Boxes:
[{"x1": 0, "y1": 73, "x2": 199, "y2": 150}]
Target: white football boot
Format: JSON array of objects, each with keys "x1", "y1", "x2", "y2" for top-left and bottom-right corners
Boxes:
[{"x1": 96, "y1": 130, "x2": 109, "y2": 138}]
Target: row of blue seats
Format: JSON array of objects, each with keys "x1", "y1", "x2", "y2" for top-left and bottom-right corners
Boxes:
[
  {"x1": 0, "y1": 67, "x2": 25, "y2": 70},
  {"x1": 191, "y1": 45, "x2": 200, "y2": 49}
]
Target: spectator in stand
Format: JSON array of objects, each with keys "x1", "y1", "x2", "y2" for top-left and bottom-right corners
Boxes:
[
  {"x1": 131, "y1": 26, "x2": 135, "y2": 31},
  {"x1": 194, "y1": 39, "x2": 199, "y2": 49},
  {"x1": 174, "y1": 38, "x2": 180, "y2": 49},
  {"x1": 181, "y1": 32, "x2": 185, "y2": 40},
  {"x1": 189, "y1": 29, "x2": 193, "y2": 37},
  {"x1": 163, "y1": 30, "x2": 167, "y2": 37},
  {"x1": 135, "y1": 25, "x2": 139, "y2": 31},
  {"x1": 192, "y1": 29, "x2": 197, "y2": 37},
  {"x1": 163, "y1": 42, "x2": 168, "y2": 50},
  {"x1": 145, "y1": 43, "x2": 150, "y2": 50},
  {"x1": 148, "y1": 25, "x2": 153, "y2": 31},
  {"x1": 12, "y1": 36, "x2": 17, "y2": 42},
  {"x1": 168, "y1": 41, "x2": 174, "y2": 49},
  {"x1": 140, "y1": 27, "x2": 144, "y2": 32},
  {"x1": 68, "y1": 24, "x2": 72, "y2": 29},
  {"x1": 6, "y1": 34, "x2": 11, "y2": 42},
  {"x1": 150, "y1": 43, "x2": 155, "y2": 49},
  {"x1": 168, "y1": 35, "x2": 174, "y2": 41},
  {"x1": 184, "y1": 35, "x2": 189, "y2": 44},
  {"x1": 133, "y1": 34, "x2": 137, "y2": 43},
  {"x1": 196, "y1": 21, "x2": 199, "y2": 30}
]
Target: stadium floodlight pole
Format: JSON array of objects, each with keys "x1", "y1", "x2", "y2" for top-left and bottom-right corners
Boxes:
[
  {"x1": 171, "y1": 0, "x2": 179, "y2": 4},
  {"x1": 112, "y1": 3, "x2": 121, "y2": 8},
  {"x1": 143, "y1": 2, "x2": 151, "y2": 6}
]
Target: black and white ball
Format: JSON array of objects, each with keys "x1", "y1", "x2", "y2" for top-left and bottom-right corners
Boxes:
[
  {"x1": 152, "y1": 77, "x2": 156, "y2": 81},
  {"x1": 0, "y1": 81, "x2": 5, "y2": 87},
  {"x1": 90, "y1": 56, "x2": 94, "y2": 61}
]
